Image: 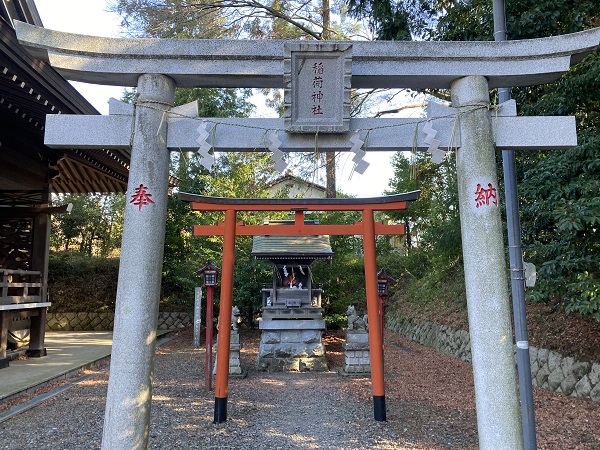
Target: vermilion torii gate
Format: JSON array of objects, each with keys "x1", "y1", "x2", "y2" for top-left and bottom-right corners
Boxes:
[
  {"x1": 14, "y1": 20, "x2": 600, "y2": 450},
  {"x1": 178, "y1": 191, "x2": 420, "y2": 423}
]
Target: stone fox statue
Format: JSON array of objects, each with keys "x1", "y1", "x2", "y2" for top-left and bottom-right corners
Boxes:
[
  {"x1": 217, "y1": 305, "x2": 241, "y2": 331},
  {"x1": 346, "y1": 305, "x2": 368, "y2": 331}
]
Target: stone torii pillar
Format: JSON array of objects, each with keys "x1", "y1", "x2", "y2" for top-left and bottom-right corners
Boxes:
[
  {"x1": 14, "y1": 21, "x2": 600, "y2": 450},
  {"x1": 452, "y1": 75, "x2": 522, "y2": 448},
  {"x1": 101, "y1": 74, "x2": 175, "y2": 449}
]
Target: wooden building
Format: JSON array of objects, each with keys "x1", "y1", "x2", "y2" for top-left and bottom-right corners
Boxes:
[{"x1": 0, "y1": 1, "x2": 129, "y2": 368}]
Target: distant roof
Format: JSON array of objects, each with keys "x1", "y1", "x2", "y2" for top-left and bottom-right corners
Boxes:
[
  {"x1": 252, "y1": 234, "x2": 333, "y2": 261},
  {"x1": 268, "y1": 174, "x2": 325, "y2": 193}
]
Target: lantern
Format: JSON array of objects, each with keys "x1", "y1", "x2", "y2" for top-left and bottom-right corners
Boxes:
[
  {"x1": 377, "y1": 268, "x2": 392, "y2": 297},
  {"x1": 197, "y1": 261, "x2": 220, "y2": 287}
]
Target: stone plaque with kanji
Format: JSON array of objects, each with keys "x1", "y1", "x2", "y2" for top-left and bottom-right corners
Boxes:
[{"x1": 284, "y1": 42, "x2": 352, "y2": 133}]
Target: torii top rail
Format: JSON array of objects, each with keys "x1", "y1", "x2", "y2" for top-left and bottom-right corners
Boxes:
[
  {"x1": 180, "y1": 191, "x2": 420, "y2": 423},
  {"x1": 179, "y1": 191, "x2": 419, "y2": 236},
  {"x1": 15, "y1": 22, "x2": 600, "y2": 89}
]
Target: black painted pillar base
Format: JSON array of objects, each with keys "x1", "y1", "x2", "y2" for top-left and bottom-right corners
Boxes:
[
  {"x1": 374, "y1": 395, "x2": 386, "y2": 421},
  {"x1": 0, "y1": 358, "x2": 8, "y2": 369},
  {"x1": 214, "y1": 397, "x2": 227, "y2": 424},
  {"x1": 25, "y1": 348, "x2": 47, "y2": 358}
]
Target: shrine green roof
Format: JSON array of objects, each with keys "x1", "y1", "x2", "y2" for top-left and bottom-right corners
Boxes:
[{"x1": 252, "y1": 235, "x2": 333, "y2": 261}]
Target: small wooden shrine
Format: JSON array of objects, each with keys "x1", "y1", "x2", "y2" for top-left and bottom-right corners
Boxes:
[{"x1": 252, "y1": 220, "x2": 333, "y2": 371}]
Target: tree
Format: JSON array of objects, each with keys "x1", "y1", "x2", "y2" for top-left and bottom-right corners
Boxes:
[
  {"x1": 51, "y1": 193, "x2": 125, "y2": 256},
  {"x1": 348, "y1": 0, "x2": 600, "y2": 320},
  {"x1": 384, "y1": 150, "x2": 460, "y2": 258},
  {"x1": 110, "y1": 0, "x2": 373, "y2": 197}
]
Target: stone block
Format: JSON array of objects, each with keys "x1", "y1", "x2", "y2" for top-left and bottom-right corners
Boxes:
[
  {"x1": 574, "y1": 375, "x2": 592, "y2": 398},
  {"x1": 299, "y1": 357, "x2": 328, "y2": 372},
  {"x1": 528, "y1": 346, "x2": 538, "y2": 366},
  {"x1": 46, "y1": 317, "x2": 58, "y2": 330},
  {"x1": 259, "y1": 319, "x2": 326, "y2": 330},
  {"x1": 346, "y1": 331, "x2": 369, "y2": 344},
  {"x1": 275, "y1": 358, "x2": 300, "y2": 372},
  {"x1": 590, "y1": 383, "x2": 600, "y2": 402},
  {"x1": 547, "y1": 350, "x2": 562, "y2": 372},
  {"x1": 290, "y1": 345, "x2": 309, "y2": 358},
  {"x1": 340, "y1": 363, "x2": 370, "y2": 376},
  {"x1": 536, "y1": 365, "x2": 550, "y2": 387},
  {"x1": 259, "y1": 343, "x2": 275, "y2": 357},
  {"x1": 560, "y1": 375, "x2": 578, "y2": 396},
  {"x1": 262, "y1": 331, "x2": 280, "y2": 344},
  {"x1": 530, "y1": 360, "x2": 539, "y2": 378},
  {"x1": 342, "y1": 342, "x2": 370, "y2": 351},
  {"x1": 229, "y1": 366, "x2": 244, "y2": 375},
  {"x1": 274, "y1": 344, "x2": 293, "y2": 358},
  {"x1": 589, "y1": 363, "x2": 600, "y2": 385},
  {"x1": 308, "y1": 343, "x2": 325, "y2": 356},
  {"x1": 281, "y1": 331, "x2": 303, "y2": 344},
  {"x1": 547, "y1": 367, "x2": 564, "y2": 391},
  {"x1": 570, "y1": 361, "x2": 591, "y2": 379},
  {"x1": 560, "y1": 356, "x2": 574, "y2": 377},
  {"x1": 301, "y1": 330, "x2": 321, "y2": 344},
  {"x1": 537, "y1": 348, "x2": 549, "y2": 366}
]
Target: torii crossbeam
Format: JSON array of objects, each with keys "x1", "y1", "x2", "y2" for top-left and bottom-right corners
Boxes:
[{"x1": 179, "y1": 191, "x2": 420, "y2": 423}]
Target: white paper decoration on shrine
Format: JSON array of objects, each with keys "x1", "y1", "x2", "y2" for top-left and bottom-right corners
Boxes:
[
  {"x1": 196, "y1": 121, "x2": 215, "y2": 170},
  {"x1": 349, "y1": 132, "x2": 370, "y2": 175},
  {"x1": 423, "y1": 120, "x2": 447, "y2": 164},
  {"x1": 269, "y1": 131, "x2": 288, "y2": 173}
]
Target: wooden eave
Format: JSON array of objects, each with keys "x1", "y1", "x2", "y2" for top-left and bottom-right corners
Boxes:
[{"x1": 0, "y1": 13, "x2": 130, "y2": 196}]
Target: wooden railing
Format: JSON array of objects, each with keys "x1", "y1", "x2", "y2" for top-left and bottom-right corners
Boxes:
[{"x1": 0, "y1": 269, "x2": 42, "y2": 305}]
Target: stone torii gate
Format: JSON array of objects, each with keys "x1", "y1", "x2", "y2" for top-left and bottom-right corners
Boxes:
[{"x1": 15, "y1": 21, "x2": 600, "y2": 450}]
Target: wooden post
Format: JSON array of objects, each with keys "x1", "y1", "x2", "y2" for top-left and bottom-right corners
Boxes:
[
  {"x1": 205, "y1": 285, "x2": 214, "y2": 391},
  {"x1": 26, "y1": 307, "x2": 47, "y2": 357},
  {"x1": 0, "y1": 311, "x2": 9, "y2": 368}
]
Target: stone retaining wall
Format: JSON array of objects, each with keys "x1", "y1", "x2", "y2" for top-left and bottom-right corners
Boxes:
[
  {"x1": 387, "y1": 316, "x2": 600, "y2": 402},
  {"x1": 46, "y1": 312, "x2": 192, "y2": 332}
]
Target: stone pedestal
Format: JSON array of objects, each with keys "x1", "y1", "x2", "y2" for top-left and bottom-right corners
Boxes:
[
  {"x1": 213, "y1": 330, "x2": 246, "y2": 378},
  {"x1": 340, "y1": 330, "x2": 371, "y2": 376},
  {"x1": 256, "y1": 319, "x2": 327, "y2": 372}
]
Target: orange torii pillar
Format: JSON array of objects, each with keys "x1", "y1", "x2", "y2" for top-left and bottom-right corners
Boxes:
[
  {"x1": 179, "y1": 191, "x2": 420, "y2": 423},
  {"x1": 214, "y1": 209, "x2": 236, "y2": 422}
]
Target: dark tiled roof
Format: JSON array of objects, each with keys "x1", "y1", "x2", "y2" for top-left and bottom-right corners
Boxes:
[
  {"x1": 252, "y1": 235, "x2": 333, "y2": 260},
  {"x1": 0, "y1": 4, "x2": 130, "y2": 196}
]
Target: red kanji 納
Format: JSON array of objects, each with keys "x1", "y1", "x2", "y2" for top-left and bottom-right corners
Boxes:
[{"x1": 475, "y1": 183, "x2": 498, "y2": 208}]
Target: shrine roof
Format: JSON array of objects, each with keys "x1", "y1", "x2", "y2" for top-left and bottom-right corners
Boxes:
[
  {"x1": 252, "y1": 234, "x2": 333, "y2": 261},
  {"x1": 0, "y1": 6, "x2": 131, "y2": 196}
]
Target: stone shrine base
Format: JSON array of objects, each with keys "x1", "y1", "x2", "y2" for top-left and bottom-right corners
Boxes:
[
  {"x1": 339, "y1": 330, "x2": 371, "y2": 376},
  {"x1": 213, "y1": 330, "x2": 247, "y2": 378},
  {"x1": 256, "y1": 319, "x2": 328, "y2": 372}
]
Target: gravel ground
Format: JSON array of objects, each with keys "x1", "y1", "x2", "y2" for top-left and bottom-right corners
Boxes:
[{"x1": 1, "y1": 327, "x2": 599, "y2": 449}]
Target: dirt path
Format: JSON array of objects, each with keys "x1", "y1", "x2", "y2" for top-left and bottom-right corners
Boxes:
[{"x1": 0, "y1": 327, "x2": 598, "y2": 449}]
